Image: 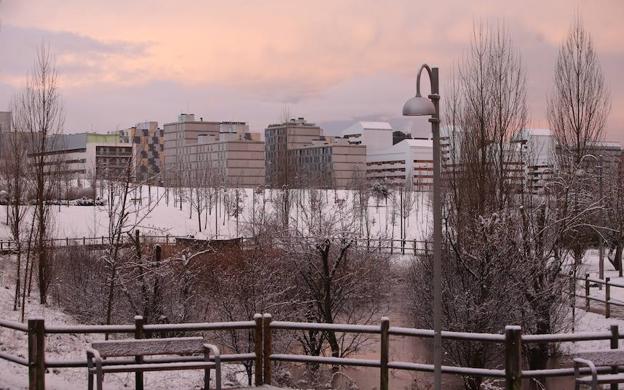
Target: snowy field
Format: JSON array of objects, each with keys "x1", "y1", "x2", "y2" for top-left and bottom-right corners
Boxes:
[{"x1": 0, "y1": 186, "x2": 432, "y2": 242}]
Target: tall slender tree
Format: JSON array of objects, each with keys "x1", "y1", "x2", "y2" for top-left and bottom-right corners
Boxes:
[{"x1": 14, "y1": 45, "x2": 64, "y2": 304}]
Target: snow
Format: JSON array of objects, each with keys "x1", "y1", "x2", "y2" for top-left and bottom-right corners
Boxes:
[
  {"x1": 0, "y1": 186, "x2": 432, "y2": 243},
  {"x1": 0, "y1": 262, "x2": 267, "y2": 390}
]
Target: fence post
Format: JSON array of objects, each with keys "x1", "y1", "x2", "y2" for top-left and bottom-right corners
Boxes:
[
  {"x1": 134, "y1": 316, "x2": 145, "y2": 390},
  {"x1": 413, "y1": 239, "x2": 417, "y2": 255},
  {"x1": 610, "y1": 325, "x2": 619, "y2": 390},
  {"x1": 28, "y1": 318, "x2": 45, "y2": 390},
  {"x1": 101, "y1": 236, "x2": 105, "y2": 245},
  {"x1": 83, "y1": 236, "x2": 86, "y2": 246},
  {"x1": 262, "y1": 313, "x2": 272, "y2": 385},
  {"x1": 585, "y1": 273, "x2": 590, "y2": 310},
  {"x1": 380, "y1": 317, "x2": 390, "y2": 390},
  {"x1": 65, "y1": 237, "x2": 69, "y2": 246},
  {"x1": 254, "y1": 314, "x2": 263, "y2": 386},
  {"x1": 504, "y1": 325, "x2": 522, "y2": 390},
  {"x1": 378, "y1": 238, "x2": 382, "y2": 253},
  {"x1": 605, "y1": 277, "x2": 611, "y2": 319}
]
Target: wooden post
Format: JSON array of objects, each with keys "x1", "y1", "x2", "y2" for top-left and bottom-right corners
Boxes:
[
  {"x1": 605, "y1": 277, "x2": 611, "y2": 319},
  {"x1": 134, "y1": 316, "x2": 145, "y2": 390},
  {"x1": 262, "y1": 314, "x2": 272, "y2": 385},
  {"x1": 378, "y1": 238, "x2": 382, "y2": 253},
  {"x1": 380, "y1": 317, "x2": 390, "y2": 390},
  {"x1": 610, "y1": 325, "x2": 619, "y2": 390},
  {"x1": 65, "y1": 237, "x2": 69, "y2": 246},
  {"x1": 585, "y1": 273, "x2": 590, "y2": 310},
  {"x1": 101, "y1": 236, "x2": 105, "y2": 245},
  {"x1": 413, "y1": 239, "x2": 417, "y2": 255},
  {"x1": 254, "y1": 314, "x2": 263, "y2": 386},
  {"x1": 28, "y1": 318, "x2": 45, "y2": 390},
  {"x1": 504, "y1": 325, "x2": 522, "y2": 390},
  {"x1": 83, "y1": 236, "x2": 86, "y2": 246}
]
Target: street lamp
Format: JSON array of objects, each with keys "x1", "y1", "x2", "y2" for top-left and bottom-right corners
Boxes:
[{"x1": 403, "y1": 64, "x2": 442, "y2": 390}]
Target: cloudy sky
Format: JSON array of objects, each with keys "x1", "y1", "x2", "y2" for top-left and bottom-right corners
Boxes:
[{"x1": 0, "y1": 0, "x2": 622, "y2": 140}]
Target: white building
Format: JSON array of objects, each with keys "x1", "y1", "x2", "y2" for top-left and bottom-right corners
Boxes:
[
  {"x1": 341, "y1": 121, "x2": 394, "y2": 152},
  {"x1": 366, "y1": 139, "x2": 434, "y2": 190}
]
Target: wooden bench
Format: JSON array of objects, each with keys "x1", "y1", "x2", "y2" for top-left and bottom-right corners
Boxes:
[
  {"x1": 86, "y1": 337, "x2": 221, "y2": 390},
  {"x1": 574, "y1": 351, "x2": 624, "y2": 389}
]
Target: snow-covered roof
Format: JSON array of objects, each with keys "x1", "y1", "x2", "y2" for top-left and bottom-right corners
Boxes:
[
  {"x1": 359, "y1": 121, "x2": 393, "y2": 130},
  {"x1": 341, "y1": 121, "x2": 393, "y2": 137},
  {"x1": 524, "y1": 128, "x2": 552, "y2": 136},
  {"x1": 400, "y1": 139, "x2": 433, "y2": 148}
]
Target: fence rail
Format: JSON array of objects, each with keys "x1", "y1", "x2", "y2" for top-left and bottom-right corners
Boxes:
[
  {"x1": 0, "y1": 235, "x2": 432, "y2": 256},
  {"x1": 0, "y1": 314, "x2": 622, "y2": 390},
  {"x1": 574, "y1": 273, "x2": 624, "y2": 318}
]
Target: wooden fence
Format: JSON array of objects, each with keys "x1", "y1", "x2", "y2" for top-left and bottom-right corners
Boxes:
[
  {"x1": 0, "y1": 235, "x2": 432, "y2": 256},
  {"x1": 574, "y1": 273, "x2": 624, "y2": 319},
  {"x1": 0, "y1": 315, "x2": 622, "y2": 390}
]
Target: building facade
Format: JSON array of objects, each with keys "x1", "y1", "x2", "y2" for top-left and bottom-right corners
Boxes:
[
  {"x1": 162, "y1": 113, "x2": 264, "y2": 187},
  {"x1": 0, "y1": 111, "x2": 11, "y2": 133},
  {"x1": 29, "y1": 133, "x2": 133, "y2": 181},
  {"x1": 265, "y1": 118, "x2": 323, "y2": 187},
  {"x1": 180, "y1": 132, "x2": 265, "y2": 187},
  {"x1": 119, "y1": 121, "x2": 164, "y2": 184},
  {"x1": 163, "y1": 113, "x2": 221, "y2": 185},
  {"x1": 290, "y1": 138, "x2": 366, "y2": 188}
]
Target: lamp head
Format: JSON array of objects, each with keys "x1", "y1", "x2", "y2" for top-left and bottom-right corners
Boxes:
[{"x1": 402, "y1": 94, "x2": 436, "y2": 116}]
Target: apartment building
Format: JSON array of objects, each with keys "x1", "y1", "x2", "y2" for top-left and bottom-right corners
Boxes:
[
  {"x1": 0, "y1": 111, "x2": 11, "y2": 132},
  {"x1": 265, "y1": 118, "x2": 323, "y2": 187},
  {"x1": 290, "y1": 137, "x2": 366, "y2": 188},
  {"x1": 163, "y1": 113, "x2": 221, "y2": 184},
  {"x1": 29, "y1": 133, "x2": 133, "y2": 180},
  {"x1": 181, "y1": 131, "x2": 265, "y2": 187},
  {"x1": 119, "y1": 121, "x2": 164, "y2": 184},
  {"x1": 163, "y1": 113, "x2": 264, "y2": 187}
]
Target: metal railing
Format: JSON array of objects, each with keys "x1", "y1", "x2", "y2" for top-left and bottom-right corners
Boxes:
[{"x1": 2, "y1": 315, "x2": 622, "y2": 390}]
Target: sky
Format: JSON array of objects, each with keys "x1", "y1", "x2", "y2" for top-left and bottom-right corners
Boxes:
[{"x1": 0, "y1": 0, "x2": 622, "y2": 141}]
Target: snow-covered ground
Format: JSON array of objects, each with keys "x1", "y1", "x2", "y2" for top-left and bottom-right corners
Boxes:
[
  {"x1": 0, "y1": 187, "x2": 432, "y2": 242},
  {"x1": 0, "y1": 280, "x2": 261, "y2": 390}
]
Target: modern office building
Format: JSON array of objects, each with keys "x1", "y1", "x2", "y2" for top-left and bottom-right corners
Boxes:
[
  {"x1": 119, "y1": 121, "x2": 164, "y2": 184},
  {"x1": 162, "y1": 113, "x2": 264, "y2": 187},
  {"x1": 181, "y1": 131, "x2": 265, "y2": 187},
  {"x1": 0, "y1": 111, "x2": 11, "y2": 132},
  {"x1": 290, "y1": 137, "x2": 367, "y2": 188},
  {"x1": 28, "y1": 133, "x2": 133, "y2": 180},
  {"x1": 265, "y1": 118, "x2": 323, "y2": 187},
  {"x1": 163, "y1": 113, "x2": 222, "y2": 185}
]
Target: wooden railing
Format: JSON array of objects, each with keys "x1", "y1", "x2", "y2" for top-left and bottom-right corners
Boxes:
[
  {"x1": 574, "y1": 273, "x2": 624, "y2": 318},
  {"x1": 0, "y1": 235, "x2": 432, "y2": 256},
  {"x1": 1, "y1": 315, "x2": 622, "y2": 390}
]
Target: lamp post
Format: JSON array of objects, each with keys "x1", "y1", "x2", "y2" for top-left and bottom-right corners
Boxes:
[{"x1": 402, "y1": 64, "x2": 442, "y2": 390}]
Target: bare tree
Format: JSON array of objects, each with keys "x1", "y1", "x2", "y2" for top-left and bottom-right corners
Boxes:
[
  {"x1": 0, "y1": 122, "x2": 29, "y2": 311},
  {"x1": 548, "y1": 17, "x2": 610, "y2": 165},
  {"x1": 409, "y1": 22, "x2": 529, "y2": 390},
  {"x1": 547, "y1": 16, "x2": 611, "y2": 268},
  {"x1": 284, "y1": 187, "x2": 390, "y2": 376},
  {"x1": 14, "y1": 45, "x2": 64, "y2": 304}
]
